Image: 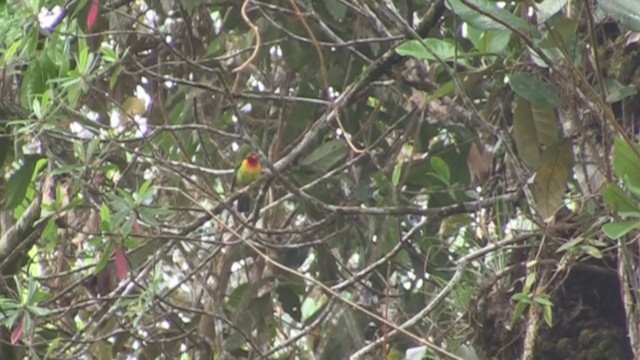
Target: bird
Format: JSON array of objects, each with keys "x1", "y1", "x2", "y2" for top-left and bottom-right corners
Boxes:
[{"x1": 230, "y1": 153, "x2": 262, "y2": 213}]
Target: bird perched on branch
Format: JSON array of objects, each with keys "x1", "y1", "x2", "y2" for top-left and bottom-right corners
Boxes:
[{"x1": 231, "y1": 153, "x2": 262, "y2": 213}]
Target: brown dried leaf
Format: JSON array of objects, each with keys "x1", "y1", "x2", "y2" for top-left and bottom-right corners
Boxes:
[{"x1": 467, "y1": 142, "x2": 492, "y2": 185}]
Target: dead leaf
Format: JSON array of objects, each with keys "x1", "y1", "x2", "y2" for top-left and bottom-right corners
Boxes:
[
  {"x1": 467, "y1": 142, "x2": 492, "y2": 185},
  {"x1": 11, "y1": 320, "x2": 22, "y2": 345}
]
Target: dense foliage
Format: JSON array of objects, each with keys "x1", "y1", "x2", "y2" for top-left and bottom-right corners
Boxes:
[{"x1": 1, "y1": 0, "x2": 640, "y2": 359}]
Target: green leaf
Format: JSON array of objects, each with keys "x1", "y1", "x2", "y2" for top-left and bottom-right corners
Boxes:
[
  {"x1": 392, "y1": 162, "x2": 402, "y2": 187},
  {"x1": 543, "y1": 302, "x2": 554, "y2": 327},
  {"x1": 531, "y1": 139, "x2": 573, "y2": 220},
  {"x1": 556, "y1": 236, "x2": 585, "y2": 253},
  {"x1": 604, "y1": 78, "x2": 638, "y2": 103},
  {"x1": 509, "y1": 72, "x2": 560, "y2": 108},
  {"x1": 533, "y1": 295, "x2": 553, "y2": 307},
  {"x1": 430, "y1": 156, "x2": 451, "y2": 184},
  {"x1": 323, "y1": 0, "x2": 348, "y2": 22},
  {"x1": 511, "y1": 298, "x2": 529, "y2": 326},
  {"x1": 4, "y1": 156, "x2": 41, "y2": 209},
  {"x1": 603, "y1": 220, "x2": 640, "y2": 239},
  {"x1": 446, "y1": 0, "x2": 530, "y2": 31},
  {"x1": 455, "y1": 344, "x2": 480, "y2": 360},
  {"x1": 299, "y1": 139, "x2": 347, "y2": 173},
  {"x1": 226, "y1": 282, "x2": 250, "y2": 310},
  {"x1": 301, "y1": 296, "x2": 324, "y2": 322},
  {"x1": 396, "y1": 38, "x2": 466, "y2": 65},
  {"x1": 580, "y1": 245, "x2": 603, "y2": 259},
  {"x1": 603, "y1": 183, "x2": 637, "y2": 213},
  {"x1": 598, "y1": 0, "x2": 640, "y2": 31},
  {"x1": 466, "y1": 27, "x2": 511, "y2": 54},
  {"x1": 100, "y1": 204, "x2": 111, "y2": 232},
  {"x1": 524, "y1": 272, "x2": 537, "y2": 292},
  {"x1": 535, "y1": 0, "x2": 569, "y2": 23},
  {"x1": 428, "y1": 80, "x2": 456, "y2": 100},
  {"x1": 613, "y1": 138, "x2": 640, "y2": 191},
  {"x1": 513, "y1": 98, "x2": 559, "y2": 168}
]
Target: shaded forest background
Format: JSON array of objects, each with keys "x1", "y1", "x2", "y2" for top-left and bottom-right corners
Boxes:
[{"x1": 0, "y1": 0, "x2": 640, "y2": 359}]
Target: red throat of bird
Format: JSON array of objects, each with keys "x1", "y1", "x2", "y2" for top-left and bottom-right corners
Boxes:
[{"x1": 246, "y1": 154, "x2": 259, "y2": 169}]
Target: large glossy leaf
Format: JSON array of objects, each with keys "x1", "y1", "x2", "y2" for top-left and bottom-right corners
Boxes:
[
  {"x1": 531, "y1": 139, "x2": 573, "y2": 220},
  {"x1": 603, "y1": 183, "x2": 637, "y2": 213},
  {"x1": 598, "y1": 0, "x2": 640, "y2": 31},
  {"x1": 396, "y1": 38, "x2": 467, "y2": 65},
  {"x1": 603, "y1": 220, "x2": 640, "y2": 239}
]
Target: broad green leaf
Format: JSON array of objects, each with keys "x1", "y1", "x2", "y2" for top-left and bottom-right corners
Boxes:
[
  {"x1": 19, "y1": 54, "x2": 58, "y2": 109},
  {"x1": 531, "y1": 139, "x2": 573, "y2": 220},
  {"x1": 535, "y1": 0, "x2": 569, "y2": 23},
  {"x1": 537, "y1": 18, "x2": 580, "y2": 67},
  {"x1": 603, "y1": 220, "x2": 640, "y2": 239},
  {"x1": 513, "y1": 98, "x2": 559, "y2": 168},
  {"x1": 396, "y1": 38, "x2": 467, "y2": 65},
  {"x1": 598, "y1": 0, "x2": 640, "y2": 31},
  {"x1": 466, "y1": 27, "x2": 511, "y2": 54},
  {"x1": 509, "y1": 72, "x2": 559, "y2": 108},
  {"x1": 456, "y1": 344, "x2": 480, "y2": 360},
  {"x1": 299, "y1": 139, "x2": 347, "y2": 173},
  {"x1": 603, "y1": 183, "x2": 637, "y2": 213},
  {"x1": 4, "y1": 156, "x2": 41, "y2": 209},
  {"x1": 446, "y1": 0, "x2": 530, "y2": 31},
  {"x1": 226, "y1": 282, "x2": 250, "y2": 310},
  {"x1": 430, "y1": 156, "x2": 451, "y2": 184},
  {"x1": 613, "y1": 138, "x2": 640, "y2": 191}
]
